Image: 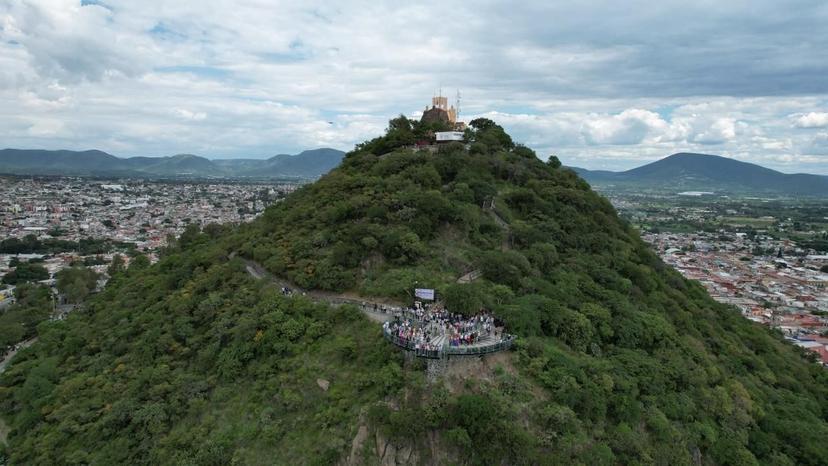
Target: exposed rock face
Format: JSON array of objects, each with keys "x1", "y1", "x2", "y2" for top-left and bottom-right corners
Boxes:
[
  {"x1": 316, "y1": 378, "x2": 330, "y2": 391},
  {"x1": 340, "y1": 423, "x2": 422, "y2": 465},
  {"x1": 342, "y1": 354, "x2": 523, "y2": 465},
  {"x1": 347, "y1": 424, "x2": 369, "y2": 465}
]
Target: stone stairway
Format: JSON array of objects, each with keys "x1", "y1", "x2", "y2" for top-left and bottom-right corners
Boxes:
[{"x1": 429, "y1": 334, "x2": 447, "y2": 348}]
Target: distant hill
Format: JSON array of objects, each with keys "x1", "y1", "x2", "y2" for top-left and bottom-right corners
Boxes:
[
  {"x1": 132, "y1": 154, "x2": 220, "y2": 176},
  {"x1": 246, "y1": 148, "x2": 346, "y2": 178},
  {"x1": 0, "y1": 149, "x2": 126, "y2": 175},
  {"x1": 573, "y1": 152, "x2": 828, "y2": 196},
  {"x1": 0, "y1": 148, "x2": 346, "y2": 179}
]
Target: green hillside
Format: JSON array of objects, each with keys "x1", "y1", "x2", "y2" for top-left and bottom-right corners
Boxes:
[{"x1": 1, "y1": 118, "x2": 827, "y2": 465}]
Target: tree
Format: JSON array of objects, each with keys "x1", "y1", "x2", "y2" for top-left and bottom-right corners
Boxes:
[
  {"x1": 0, "y1": 318, "x2": 25, "y2": 349},
  {"x1": 442, "y1": 283, "x2": 483, "y2": 315},
  {"x1": 0, "y1": 283, "x2": 52, "y2": 348},
  {"x1": 129, "y1": 254, "x2": 151, "y2": 271},
  {"x1": 56, "y1": 267, "x2": 99, "y2": 303},
  {"x1": 2, "y1": 262, "x2": 49, "y2": 285},
  {"x1": 108, "y1": 254, "x2": 125, "y2": 276},
  {"x1": 469, "y1": 118, "x2": 499, "y2": 132},
  {"x1": 478, "y1": 250, "x2": 531, "y2": 290},
  {"x1": 547, "y1": 154, "x2": 562, "y2": 169},
  {"x1": 468, "y1": 118, "x2": 514, "y2": 149}
]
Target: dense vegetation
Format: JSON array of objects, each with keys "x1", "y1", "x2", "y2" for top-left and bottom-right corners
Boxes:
[
  {"x1": 0, "y1": 284, "x2": 51, "y2": 351},
  {"x1": 0, "y1": 234, "x2": 132, "y2": 256},
  {"x1": 55, "y1": 267, "x2": 100, "y2": 304},
  {"x1": 2, "y1": 118, "x2": 827, "y2": 465},
  {"x1": 1, "y1": 261, "x2": 49, "y2": 285}
]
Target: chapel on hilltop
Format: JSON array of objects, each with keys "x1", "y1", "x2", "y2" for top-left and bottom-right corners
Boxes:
[{"x1": 420, "y1": 90, "x2": 466, "y2": 132}]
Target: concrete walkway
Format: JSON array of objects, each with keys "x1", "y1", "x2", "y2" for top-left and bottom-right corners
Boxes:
[
  {"x1": 456, "y1": 269, "x2": 482, "y2": 284},
  {"x1": 244, "y1": 260, "x2": 400, "y2": 323}
]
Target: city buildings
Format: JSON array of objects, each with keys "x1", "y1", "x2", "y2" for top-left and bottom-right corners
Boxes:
[{"x1": 0, "y1": 176, "x2": 298, "y2": 283}]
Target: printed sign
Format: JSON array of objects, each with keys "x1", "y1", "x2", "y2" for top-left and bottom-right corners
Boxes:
[{"x1": 414, "y1": 288, "x2": 435, "y2": 300}]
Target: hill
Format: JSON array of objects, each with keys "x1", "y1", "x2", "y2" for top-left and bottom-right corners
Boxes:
[
  {"x1": 246, "y1": 148, "x2": 346, "y2": 178},
  {"x1": 0, "y1": 149, "x2": 126, "y2": 175},
  {"x1": 0, "y1": 148, "x2": 345, "y2": 179},
  {"x1": 140, "y1": 154, "x2": 220, "y2": 176},
  {"x1": 1, "y1": 119, "x2": 827, "y2": 465},
  {"x1": 574, "y1": 152, "x2": 828, "y2": 196}
]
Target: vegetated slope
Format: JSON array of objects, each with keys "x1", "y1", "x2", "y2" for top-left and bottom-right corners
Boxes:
[
  {"x1": 2, "y1": 118, "x2": 827, "y2": 465},
  {"x1": 576, "y1": 152, "x2": 828, "y2": 195}
]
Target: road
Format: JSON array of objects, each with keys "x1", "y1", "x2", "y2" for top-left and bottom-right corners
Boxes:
[{"x1": 0, "y1": 337, "x2": 37, "y2": 375}]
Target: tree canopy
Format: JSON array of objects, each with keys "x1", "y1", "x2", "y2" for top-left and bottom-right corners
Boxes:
[{"x1": 55, "y1": 266, "x2": 99, "y2": 303}]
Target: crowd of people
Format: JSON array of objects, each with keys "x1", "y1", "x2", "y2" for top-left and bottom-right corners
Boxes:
[
  {"x1": 273, "y1": 283, "x2": 512, "y2": 356},
  {"x1": 382, "y1": 302, "x2": 504, "y2": 354}
]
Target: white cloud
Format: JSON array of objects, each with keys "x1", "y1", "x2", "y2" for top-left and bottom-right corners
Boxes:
[
  {"x1": 173, "y1": 108, "x2": 207, "y2": 121},
  {"x1": 690, "y1": 117, "x2": 738, "y2": 144},
  {"x1": 582, "y1": 109, "x2": 664, "y2": 145},
  {"x1": 0, "y1": 0, "x2": 153, "y2": 84},
  {"x1": 793, "y1": 112, "x2": 828, "y2": 128},
  {"x1": 27, "y1": 119, "x2": 66, "y2": 137},
  {"x1": 0, "y1": 0, "x2": 826, "y2": 174}
]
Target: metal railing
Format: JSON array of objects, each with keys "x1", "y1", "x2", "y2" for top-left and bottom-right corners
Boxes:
[
  {"x1": 382, "y1": 328, "x2": 515, "y2": 359},
  {"x1": 279, "y1": 288, "x2": 517, "y2": 359}
]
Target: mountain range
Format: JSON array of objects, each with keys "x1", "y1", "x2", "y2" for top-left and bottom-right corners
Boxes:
[
  {"x1": 571, "y1": 152, "x2": 828, "y2": 196},
  {"x1": 0, "y1": 148, "x2": 345, "y2": 179}
]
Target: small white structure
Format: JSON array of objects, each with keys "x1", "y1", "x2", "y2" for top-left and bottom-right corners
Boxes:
[{"x1": 435, "y1": 131, "x2": 464, "y2": 142}]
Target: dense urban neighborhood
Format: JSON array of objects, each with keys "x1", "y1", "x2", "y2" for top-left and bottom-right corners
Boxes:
[
  {"x1": 605, "y1": 191, "x2": 828, "y2": 365},
  {"x1": 644, "y1": 232, "x2": 828, "y2": 360},
  {"x1": 0, "y1": 176, "x2": 297, "y2": 313}
]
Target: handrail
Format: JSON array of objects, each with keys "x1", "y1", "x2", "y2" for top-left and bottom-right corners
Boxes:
[{"x1": 382, "y1": 327, "x2": 515, "y2": 359}]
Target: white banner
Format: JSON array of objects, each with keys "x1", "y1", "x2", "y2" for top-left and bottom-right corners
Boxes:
[
  {"x1": 435, "y1": 131, "x2": 464, "y2": 141},
  {"x1": 414, "y1": 288, "x2": 435, "y2": 300}
]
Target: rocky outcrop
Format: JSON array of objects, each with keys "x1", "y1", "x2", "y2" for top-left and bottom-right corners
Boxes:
[{"x1": 341, "y1": 423, "x2": 422, "y2": 465}]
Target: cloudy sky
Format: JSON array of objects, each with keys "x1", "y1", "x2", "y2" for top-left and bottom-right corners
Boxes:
[{"x1": 2, "y1": 0, "x2": 828, "y2": 173}]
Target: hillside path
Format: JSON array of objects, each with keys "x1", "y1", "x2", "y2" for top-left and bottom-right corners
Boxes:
[
  {"x1": 244, "y1": 260, "x2": 400, "y2": 323},
  {"x1": 456, "y1": 269, "x2": 482, "y2": 284},
  {"x1": 0, "y1": 337, "x2": 37, "y2": 375},
  {"x1": 485, "y1": 198, "x2": 512, "y2": 251}
]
